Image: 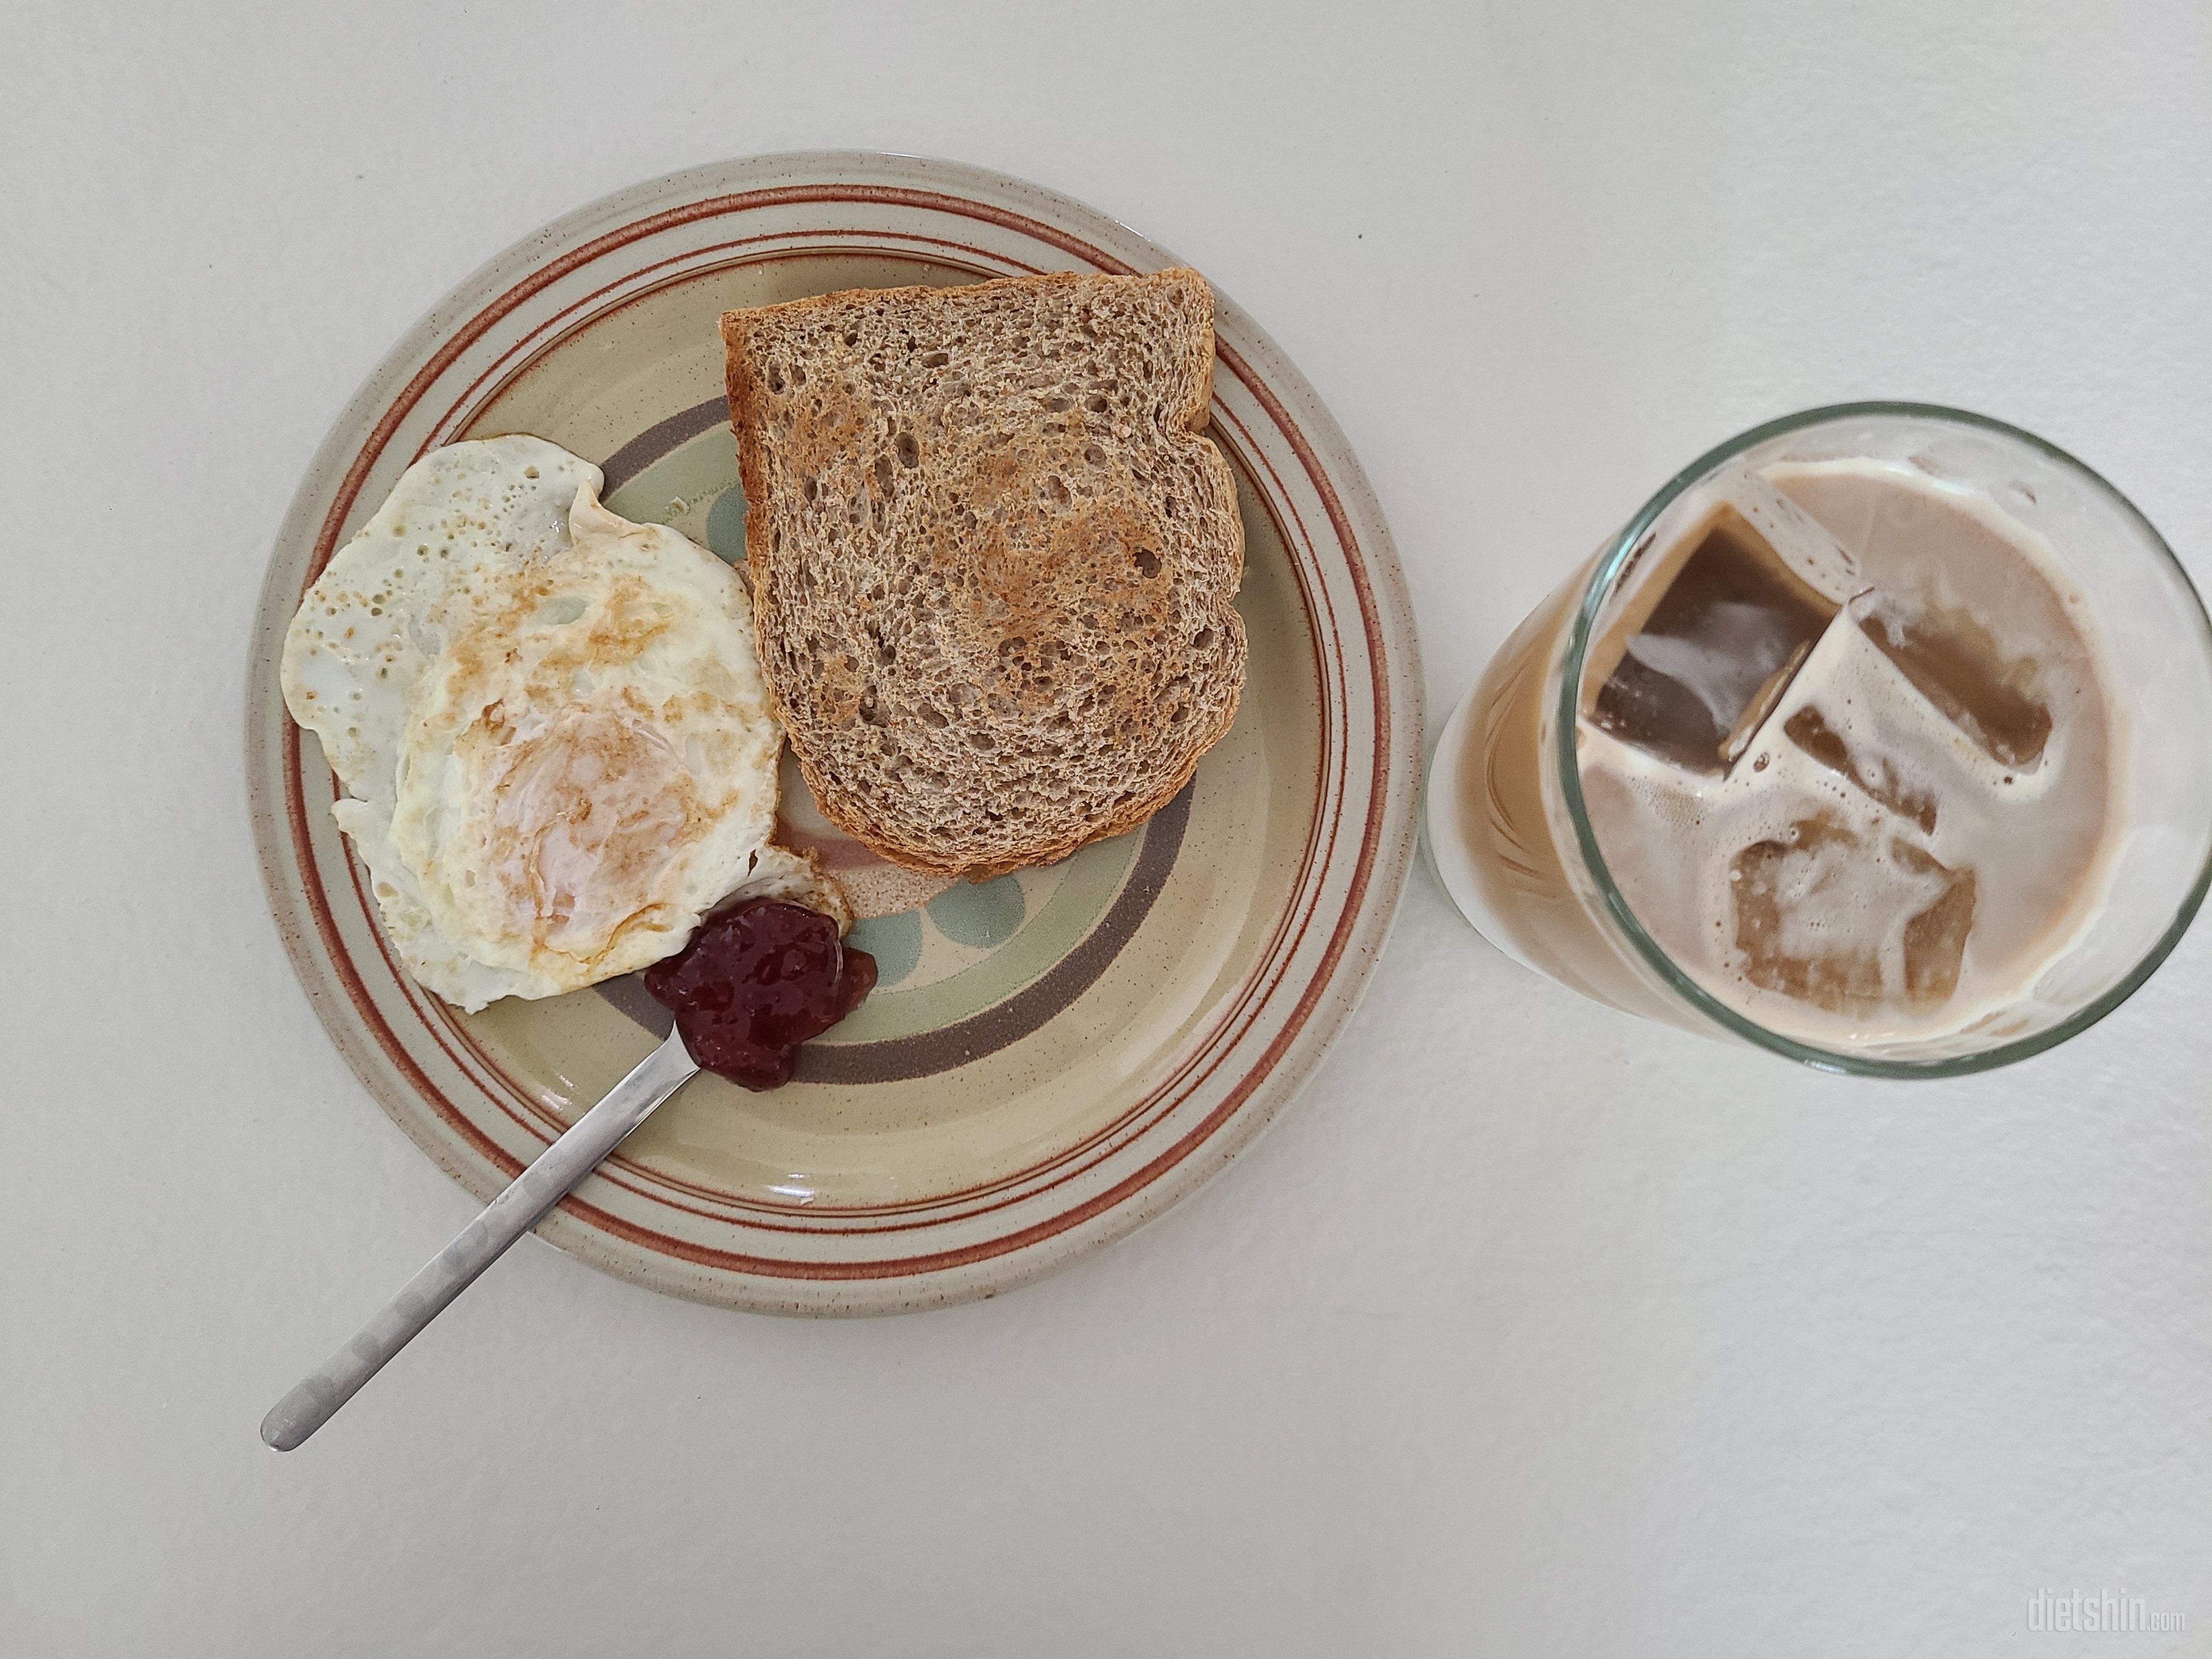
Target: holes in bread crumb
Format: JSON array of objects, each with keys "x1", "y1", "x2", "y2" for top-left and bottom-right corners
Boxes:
[
  {"x1": 1046, "y1": 475, "x2": 1070, "y2": 507},
  {"x1": 1086, "y1": 394, "x2": 1108, "y2": 414},
  {"x1": 766, "y1": 365, "x2": 786, "y2": 393},
  {"x1": 969, "y1": 731, "x2": 995, "y2": 751},
  {"x1": 1134, "y1": 548, "x2": 1161, "y2": 579},
  {"x1": 844, "y1": 330, "x2": 860, "y2": 347},
  {"x1": 921, "y1": 351, "x2": 949, "y2": 368},
  {"x1": 802, "y1": 475, "x2": 818, "y2": 503},
  {"x1": 1192, "y1": 627, "x2": 1216, "y2": 651},
  {"x1": 873, "y1": 455, "x2": 895, "y2": 493},
  {"x1": 791, "y1": 362, "x2": 807, "y2": 386},
  {"x1": 920, "y1": 704, "x2": 949, "y2": 729},
  {"x1": 895, "y1": 433, "x2": 920, "y2": 469},
  {"x1": 1044, "y1": 396, "x2": 1071, "y2": 413},
  {"x1": 1083, "y1": 444, "x2": 1107, "y2": 467}
]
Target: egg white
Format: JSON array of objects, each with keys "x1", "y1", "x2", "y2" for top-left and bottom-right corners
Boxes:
[{"x1": 283, "y1": 435, "x2": 834, "y2": 1011}]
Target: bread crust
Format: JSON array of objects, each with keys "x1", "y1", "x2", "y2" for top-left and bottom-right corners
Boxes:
[{"x1": 723, "y1": 269, "x2": 1246, "y2": 881}]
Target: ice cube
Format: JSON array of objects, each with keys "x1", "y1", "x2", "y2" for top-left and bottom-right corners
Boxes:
[
  {"x1": 1587, "y1": 503, "x2": 1840, "y2": 774},
  {"x1": 1781, "y1": 704, "x2": 1939, "y2": 834},
  {"x1": 1731, "y1": 814, "x2": 1884, "y2": 1013},
  {"x1": 1892, "y1": 840, "x2": 1977, "y2": 1005},
  {"x1": 1768, "y1": 461, "x2": 2067, "y2": 771},
  {"x1": 1722, "y1": 467, "x2": 1865, "y2": 606},
  {"x1": 1729, "y1": 812, "x2": 1976, "y2": 1014},
  {"x1": 1857, "y1": 597, "x2": 2052, "y2": 769}
]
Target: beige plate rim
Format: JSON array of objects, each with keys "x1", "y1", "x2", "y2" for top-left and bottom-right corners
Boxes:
[{"x1": 245, "y1": 151, "x2": 1425, "y2": 1314}]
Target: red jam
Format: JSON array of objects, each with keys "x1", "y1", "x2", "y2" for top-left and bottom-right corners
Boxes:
[{"x1": 644, "y1": 900, "x2": 876, "y2": 1091}]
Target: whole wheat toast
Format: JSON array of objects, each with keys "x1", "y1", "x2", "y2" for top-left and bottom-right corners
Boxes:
[{"x1": 721, "y1": 269, "x2": 1248, "y2": 880}]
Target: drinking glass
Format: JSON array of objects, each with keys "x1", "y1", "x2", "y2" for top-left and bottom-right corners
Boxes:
[{"x1": 1424, "y1": 404, "x2": 2212, "y2": 1075}]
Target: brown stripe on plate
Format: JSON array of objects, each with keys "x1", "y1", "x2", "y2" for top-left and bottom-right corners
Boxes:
[
  {"x1": 594, "y1": 781, "x2": 1191, "y2": 1081},
  {"x1": 597, "y1": 397, "x2": 732, "y2": 493}
]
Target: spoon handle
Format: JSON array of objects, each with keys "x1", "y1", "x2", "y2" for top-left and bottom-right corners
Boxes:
[{"x1": 261, "y1": 1029, "x2": 699, "y2": 1451}]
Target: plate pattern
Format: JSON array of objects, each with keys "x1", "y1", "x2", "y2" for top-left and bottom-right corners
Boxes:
[{"x1": 246, "y1": 153, "x2": 1422, "y2": 1313}]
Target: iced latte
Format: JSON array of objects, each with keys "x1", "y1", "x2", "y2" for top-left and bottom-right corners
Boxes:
[{"x1": 1426, "y1": 407, "x2": 2212, "y2": 1072}]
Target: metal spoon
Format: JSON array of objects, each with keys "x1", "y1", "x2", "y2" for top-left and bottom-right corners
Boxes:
[{"x1": 261, "y1": 1029, "x2": 699, "y2": 1451}]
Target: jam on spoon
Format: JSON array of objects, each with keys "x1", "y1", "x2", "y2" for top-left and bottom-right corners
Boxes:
[{"x1": 644, "y1": 899, "x2": 877, "y2": 1090}]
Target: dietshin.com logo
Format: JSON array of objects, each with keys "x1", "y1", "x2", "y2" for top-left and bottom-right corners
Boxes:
[{"x1": 2025, "y1": 1588, "x2": 2185, "y2": 1634}]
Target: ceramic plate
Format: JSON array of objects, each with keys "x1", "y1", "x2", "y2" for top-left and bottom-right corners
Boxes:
[{"x1": 246, "y1": 152, "x2": 1423, "y2": 1313}]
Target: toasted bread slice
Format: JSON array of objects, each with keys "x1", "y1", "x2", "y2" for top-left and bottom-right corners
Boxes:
[{"x1": 721, "y1": 269, "x2": 1248, "y2": 880}]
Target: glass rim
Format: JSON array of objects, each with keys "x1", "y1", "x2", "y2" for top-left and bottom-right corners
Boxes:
[{"x1": 1553, "y1": 400, "x2": 2212, "y2": 1078}]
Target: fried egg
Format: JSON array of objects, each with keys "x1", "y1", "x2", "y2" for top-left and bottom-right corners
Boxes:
[{"x1": 282, "y1": 435, "x2": 840, "y2": 1011}]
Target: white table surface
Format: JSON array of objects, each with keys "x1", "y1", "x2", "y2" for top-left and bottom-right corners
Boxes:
[{"x1": 7, "y1": 4, "x2": 2209, "y2": 1654}]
